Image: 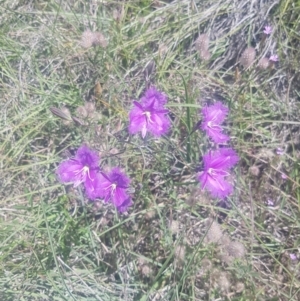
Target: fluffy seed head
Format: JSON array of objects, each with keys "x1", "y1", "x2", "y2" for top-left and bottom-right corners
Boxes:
[
  {"x1": 76, "y1": 106, "x2": 88, "y2": 118},
  {"x1": 80, "y1": 30, "x2": 107, "y2": 48},
  {"x1": 92, "y1": 32, "x2": 108, "y2": 47},
  {"x1": 258, "y1": 57, "x2": 270, "y2": 69},
  {"x1": 80, "y1": 30, "x2": 94, "y2": 48},
  {"x1": 200, "y1": 258, "x2": 212, "y2": 274},
  {"x1": 200, "y1": 49, "x2": 211, "y2": 61},
  {"x1": 169, "y1": 220, "x2": 179, "y2": 234},
  {"x1": 240, "y1": 47, "x2": 256, "y2": 69},
  {"x1": 195, "y1": 33, "x2": 209, "y2": 52},
  {"x1": 84, "y1": 102, "x2": 96, "y2": 114},
  {"x1": 227, "y1": 241, "x2": 245, "y2": 258},
  {"x1": 141, "y1": 264, "x2": 152, "y2": 277},
  {"x1": 220, "y1": 234, "x2": 231, "y2": 247},
  {"x1": 217, "y1": 272, "x2": 231, "y2": 293},
  {"x1": 249, "y1": 165, "x2": 260, "y2": 177},
  {"x1": 206, "y1": 221, "x2": 223, "y2": 244},
  {"x1": 235, "y1": 282, "x2": 245, "y2": 293}
]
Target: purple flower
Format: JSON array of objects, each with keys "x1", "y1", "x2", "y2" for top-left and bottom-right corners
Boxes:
[
  {"x1": 281, "y1": 173, "x2": 288, "y2": 180},
  {"x1": 129, "y1": 99, "x2": 170, "y2": 138},
  {"x1": 140, "y1": 86, "x2": 167, "y2": 108},
  {"x1": 201, "y1": 102, "x2": 230, "y2": 143},
  {"x1": 276, "y1": 147, "x2": 284, "y2": 155},
  {"x1": 269, "y1": 55, "x2": 279, "y2": 62},
  {"x1": 198, "y1": 148, "x2": 239, "y2": 198},
  {"x1": 290, "y1": 253, "x2": 297, "y2": 261},
  {"x1": 263, "y1": 25, "x2": 272, "y2": 35},
  {"x1": 267, "y1": 199, "x2": 274, "y2": 206},
  {"x1": 97, "y1": 167, "x2": 132, "y2": 212},
  {"x1": 57, "y1": 145, "x2": 100, "y2": 196}
]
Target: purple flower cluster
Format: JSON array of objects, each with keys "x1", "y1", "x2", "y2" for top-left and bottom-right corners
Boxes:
[
  {"x1": 57, "y1": 145, "x2": 132, "y2": 212},
  {"x1": 129, "y1": 87, "x2": 170, "y2": 138},
  {"x1": 198, "y1": 102, "x2": 239, "y2": 199},
  {"x1": 56, "y1": 88, "x2": 240, "y2": 211}
]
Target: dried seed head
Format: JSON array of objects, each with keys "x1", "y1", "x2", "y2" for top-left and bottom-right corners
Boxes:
[
  {"x1": 258, "y1": 57, "x2": 270, "y2": 69},
  {"x1": 240, "y1": 47, "x2": 256, "y2": 69},
  {"x1": 217, "y1": 272, "x2": 231, "y2": 293},
  {"x1": 92, "y1": 32, "x2": 107, "y2": 47},
  {"x1": 206, "y1": 221, "x2": 223, "y2": 244},
  {"x1": 235, "y1": 282, "x2": 245, "y2": 293},
  {"x1": 220, "y1": 253, "x2": 234, "y2": 265},
  {"x1": 76, "y1": 106, "x2": 88, "y2": 118},
  {"x1": 169, "y1": 220, "x2": 179, "y2": 234},
  {"x1": 80, "y1": 30, "x2": 94, "y2": 48},
  {"x1": 249, "y1": 165, "x2": 260, "y2": 177},
  {"x1": 226, "y1": 241, "x2": 245, "y2": 258},
  {"x1": 80, "y1": 30, "x2": 107, "y2": 48},
  {"x1": 84, "y1": 102, "x2": 96, "y2": 114},
  {"x1": 195, "y1": 33, "x2": 209, "y2": 52},
  {"x1": 199, "y1": 258, "x2": 212, "y2": 275},
  {"x1": 144, "y1": 209, "x2": 156, "y2": 220},
  {"x1": 94, "y1": 82, "x2": 102, "y2": 98},
  {"x1": 200, "y1": 49, "x2": 211, "y2": 61},
  {"x1": 141, "y1": 264, "x2": 152, "y2": 277},
  {"x1": 219, "y1": 234, "x2": 231, "y2": 247}
]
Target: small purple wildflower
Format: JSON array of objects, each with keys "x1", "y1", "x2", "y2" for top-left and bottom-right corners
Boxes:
[
  {"x1": 289, "y1": 253, "x2": 297, "y2": 261},
  {"x1": 198, "y1": 148, "x2": 239, "y2": 198},
  {"x1": 129, "y1": 91, "x2": 170, "y2": 138},
  {"x1": 269, "y1": 54, "x2": 279, "y2": 62},
  {"x1": 201, "y1": 102, "x2": 230, "y2": 143},
  {"x1": 267, "y1": 199, "x2": 274, "y2": 206},
  {"x1": 57, "y1": 145, "x2": 100, "y2": 196},
  {"x1": 276, "y1": 147, "x2": 284, "y2": 155},
  {"x1": 281, "y1": 173, "x2": 288, "y2": 180},
  {"x1": 97, "y1": 167, "x2": 132, "y2": 212},
  {"x1": 263, "y1": 25, "x2": 272, "y2": 35}
]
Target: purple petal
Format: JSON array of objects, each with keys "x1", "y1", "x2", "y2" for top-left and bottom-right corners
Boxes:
[
  {"x1": 203, "y1": 149, "x2": 239, "y2": 171},
  {"x1": 96, "y1": 173, "x2": 113, "y2": 202},
  {"x1": 140, "y1": 86, "x2": 167, "y2": 108},
  {"x1": 198, "y1": 172, "x2": 233, "y2": 198},
  {"x1": 202, "y1": 102, "x2": 229, "y2": 125},
  {"x1": 129, "y1": 106, "x2": 147, "y2": 135},
  {"x1": 57, "y1": 160, "x2": 83, "y2": 185},
  {"x1": 117, "y1": 197, "x2": 133, "y2": 212},
  {"x1": 218, "y1": 148, "x2": 239, "y2": 168},
  {"x1": 147, "y1": 112, "x2": 171, "y2": 137},
  {"x1": 75, "y1": 145, "x2": 100, "y2": 169},
  {"x1": 110, "y1": 167, "x2": 131, "y2": 187},
  {"x1": 112, "y1": 187, "x2": 130, "y2": 207},
  {"x1": 202, "y1": 125, "x2": 230, "y2": 143},
  {"x1": 84, "y1": 171, "x2": 102, "y2": 200},
  {"x1": 96, "y1": 168, "x2": 131, "y2": 205}
]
